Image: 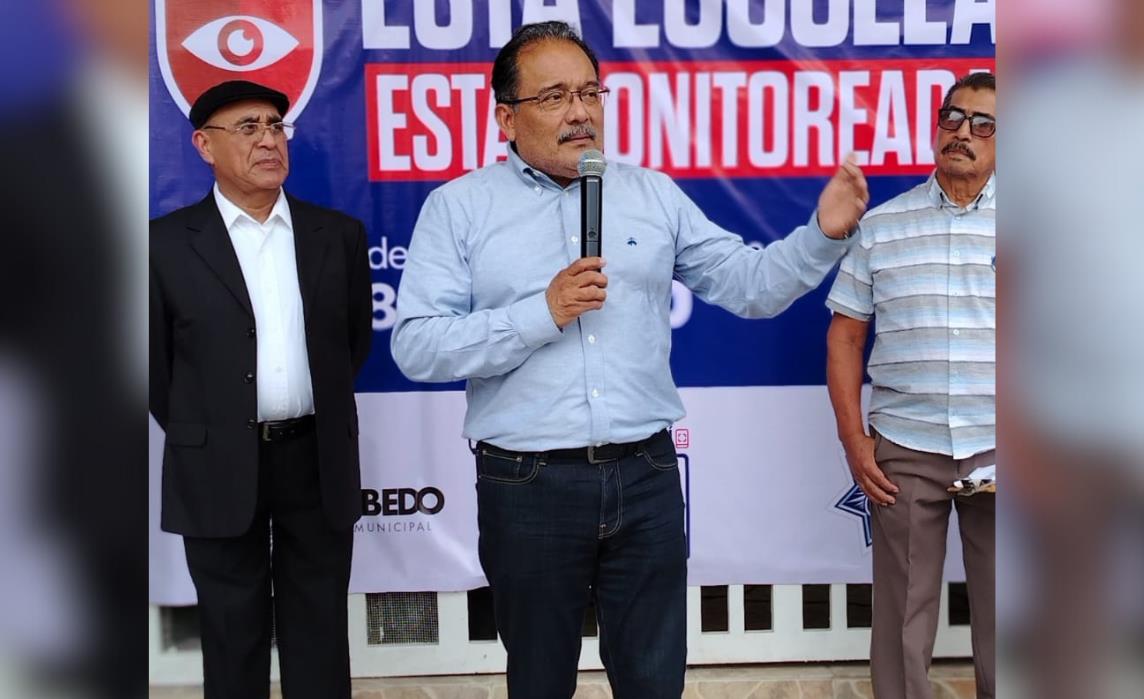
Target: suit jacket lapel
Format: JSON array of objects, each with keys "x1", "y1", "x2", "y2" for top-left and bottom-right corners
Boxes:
[
  {"x1": 288, "y1": 195, "x2": 329, "y2": 325},
  {"x1": 187, "y1": 194, "x2": 254, "y2": 317}
]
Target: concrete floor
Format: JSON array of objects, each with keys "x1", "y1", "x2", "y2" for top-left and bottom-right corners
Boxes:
[{"x1": 150, "y1": 660, "x2": 979, "y2": 698}]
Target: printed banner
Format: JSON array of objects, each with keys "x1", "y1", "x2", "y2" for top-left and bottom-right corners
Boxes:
[{"x1": 149, "y1": 0, "x2": 993, "y2": 603}]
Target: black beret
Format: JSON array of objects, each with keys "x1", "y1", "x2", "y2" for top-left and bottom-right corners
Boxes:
[{"x1": 189, "y1": 80, "x2": 290, "y2": 129}]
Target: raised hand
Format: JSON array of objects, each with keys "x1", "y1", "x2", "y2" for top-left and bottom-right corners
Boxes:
[{"x1": 817, "y1": 154, "x2": 870, "y2": 239}]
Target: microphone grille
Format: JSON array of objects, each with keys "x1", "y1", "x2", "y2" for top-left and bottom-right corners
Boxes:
[{"x1": 577, "y1": 149, "x2": 607, "y2": 177}]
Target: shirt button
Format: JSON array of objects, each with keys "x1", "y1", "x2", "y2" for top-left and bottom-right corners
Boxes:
[
  {"x1": 244, "y1": 372, "x2": 255, "y2": 383},
  {"x1": 247, "y1": 327, "x2": 256, "y2": 338},
  {"x1": 534, "y1": 186, "x2": 541, "y2": 193},
  {"x1": 591, "y1": 388, "x2": 600, "y2": 398},
  {"x1": 571, "y1": 236, "x2": 579, "y2": 243},
  {"x1": 246, "y1": 419, "x2": 257, "y2": 430},
  {"x1": 588, "y1": 334, "x2": 597, "y2": 344},
  {"x1": 952, "y1": 329, "x2": 961, "y2": 336},
  {"x1": 952, "y1": 250, "x2": 961, "y2": 258}
]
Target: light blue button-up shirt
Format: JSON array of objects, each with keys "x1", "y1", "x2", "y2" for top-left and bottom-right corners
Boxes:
[{"x1": 392, "y1": 147, "x2": 853, "y2": 451}]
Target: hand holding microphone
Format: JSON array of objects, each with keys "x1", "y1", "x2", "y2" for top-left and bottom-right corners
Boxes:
[
  {"x1": 546, "y1": 257, "x2": 607, "y2": 329},
  {"x1": 546, "y1": 150, "x2": 609, "y2": 328}
]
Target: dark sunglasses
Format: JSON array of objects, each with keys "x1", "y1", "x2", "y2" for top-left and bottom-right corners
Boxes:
[{"x1": 938, "y1": 108, "x2": 996, "y2": 138}]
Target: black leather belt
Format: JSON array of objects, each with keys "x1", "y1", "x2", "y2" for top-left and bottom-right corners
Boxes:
[
  {"x1": 258, "y1": 415, "x2": 315, "y2": 442},
  {"x1": 478, "y1": 430, "x2": 669, "y2": 465}
]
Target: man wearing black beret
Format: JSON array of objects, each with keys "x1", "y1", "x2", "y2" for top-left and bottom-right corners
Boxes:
[{"x1": 150, "y1": 80, "x2": 372, "y2": 698}]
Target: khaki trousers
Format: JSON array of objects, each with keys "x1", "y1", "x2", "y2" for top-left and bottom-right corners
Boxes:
[{"x1": 870, "y1": 431, "x2": 995, "y2": 699}]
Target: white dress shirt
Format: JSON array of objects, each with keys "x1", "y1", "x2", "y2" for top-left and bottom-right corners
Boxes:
[{"x1": 214, "y1": 184, "x2": 314, "y2": 421}]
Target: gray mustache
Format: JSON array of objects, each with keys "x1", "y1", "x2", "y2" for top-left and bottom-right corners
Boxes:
[
  {"x1": 943, "y1": 141, "x2": 975, "y2": 160},
  {"x1": 558, "y1": 125, "x2": 597, "y2": 144}
]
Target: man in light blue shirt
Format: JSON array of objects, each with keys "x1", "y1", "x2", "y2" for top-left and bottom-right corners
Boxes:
[{"x1": 392, "y1": 21, "x2": 867, "y2": 698}]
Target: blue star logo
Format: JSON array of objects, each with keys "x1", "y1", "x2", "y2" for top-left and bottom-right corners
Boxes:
[{"x1": 834, "y1": 482, "x2": 873, "y2": 547}]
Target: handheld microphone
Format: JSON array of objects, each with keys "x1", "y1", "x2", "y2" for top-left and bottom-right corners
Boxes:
[{"x1": 578, "y1": 150, "x2": 606, "y2": 258}]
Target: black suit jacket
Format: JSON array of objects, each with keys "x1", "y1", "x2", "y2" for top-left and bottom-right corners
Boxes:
[{"x1": 150, "y1": 192, "x2": 372, "y2": 537}]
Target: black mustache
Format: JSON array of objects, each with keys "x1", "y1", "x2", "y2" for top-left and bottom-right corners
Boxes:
[
  {"x1": 558, "y1": 125, "x2": 596, "y2": 144},
  {"x1": 943, "y1": 141, "x2": 975, "y2": 160}
]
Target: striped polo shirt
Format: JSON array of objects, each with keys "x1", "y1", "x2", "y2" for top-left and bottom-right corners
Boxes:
[{"x1": 827, "y1": 173, "x2": 995, "y2": 459}]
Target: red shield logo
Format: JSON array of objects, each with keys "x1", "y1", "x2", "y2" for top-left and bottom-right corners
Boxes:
[{"x1": 156, "y1": 0, "x2": 322, "y2": 125}]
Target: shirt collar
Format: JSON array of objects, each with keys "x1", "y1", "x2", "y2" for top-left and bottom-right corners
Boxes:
[
  {"x1": 213, "y1": 183, "x2": 292, "y2": 231},
  {"x1": 978, "y1": 173, "x2": 996, "y2": 203},
  {"x1": 506, "y1": 143, "x2": 577, "y2": 191},
  {"x1": 927, "y1": 172, "x2": 996, "y2": 210}
]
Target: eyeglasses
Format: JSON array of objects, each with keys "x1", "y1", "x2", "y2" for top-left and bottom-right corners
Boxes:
[
  {"x1": 201, "y1": 121, "x2": 295, "y2": 139},
  {"x1": 501, "y1": 86, "x2": 610, "y2": 112},
  {"x1": 937, "y1": 108, "x2": 996, "y2": 138}
]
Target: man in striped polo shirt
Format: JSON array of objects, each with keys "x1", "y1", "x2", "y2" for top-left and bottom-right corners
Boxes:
[{"x1": 825, "y1": 72, "x2": 996, "y2": 699}]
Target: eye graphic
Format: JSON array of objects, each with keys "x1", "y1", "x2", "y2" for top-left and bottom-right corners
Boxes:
[{"x1": 182, "y1": 15, "x2": 298, "y2": 72}]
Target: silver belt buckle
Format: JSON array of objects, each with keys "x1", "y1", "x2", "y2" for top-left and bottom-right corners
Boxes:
[
  {"x1": 260, "y1": 422, "x2": 273, "y2": 441},
  {"x1": 586, "y1": 445, "x2": 609, "y2": 465}
]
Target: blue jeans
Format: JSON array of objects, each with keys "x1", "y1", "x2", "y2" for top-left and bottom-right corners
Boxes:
[{"x1": 475, "y1": 430, "x2": 687, "y2": 698}]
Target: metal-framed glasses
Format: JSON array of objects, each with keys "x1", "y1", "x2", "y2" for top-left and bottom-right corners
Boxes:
[
  {"x1": 201, "y1": 121, "x2": 295, "y2": 139},
  {"x1": 937, "y1": 108, "x2": 995, "y2": 138},
  {"x1": 501, "y1": 86, "x2": 610, "y2": 112}
]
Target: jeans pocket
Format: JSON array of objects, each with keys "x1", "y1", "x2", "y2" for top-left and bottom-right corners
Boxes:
[
  {"x1": 639, "y1": 436, "x2": 679, "y2": 472},
  {"x1": 476, "y1": 449, "x2": 541, "y2": 485}
]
